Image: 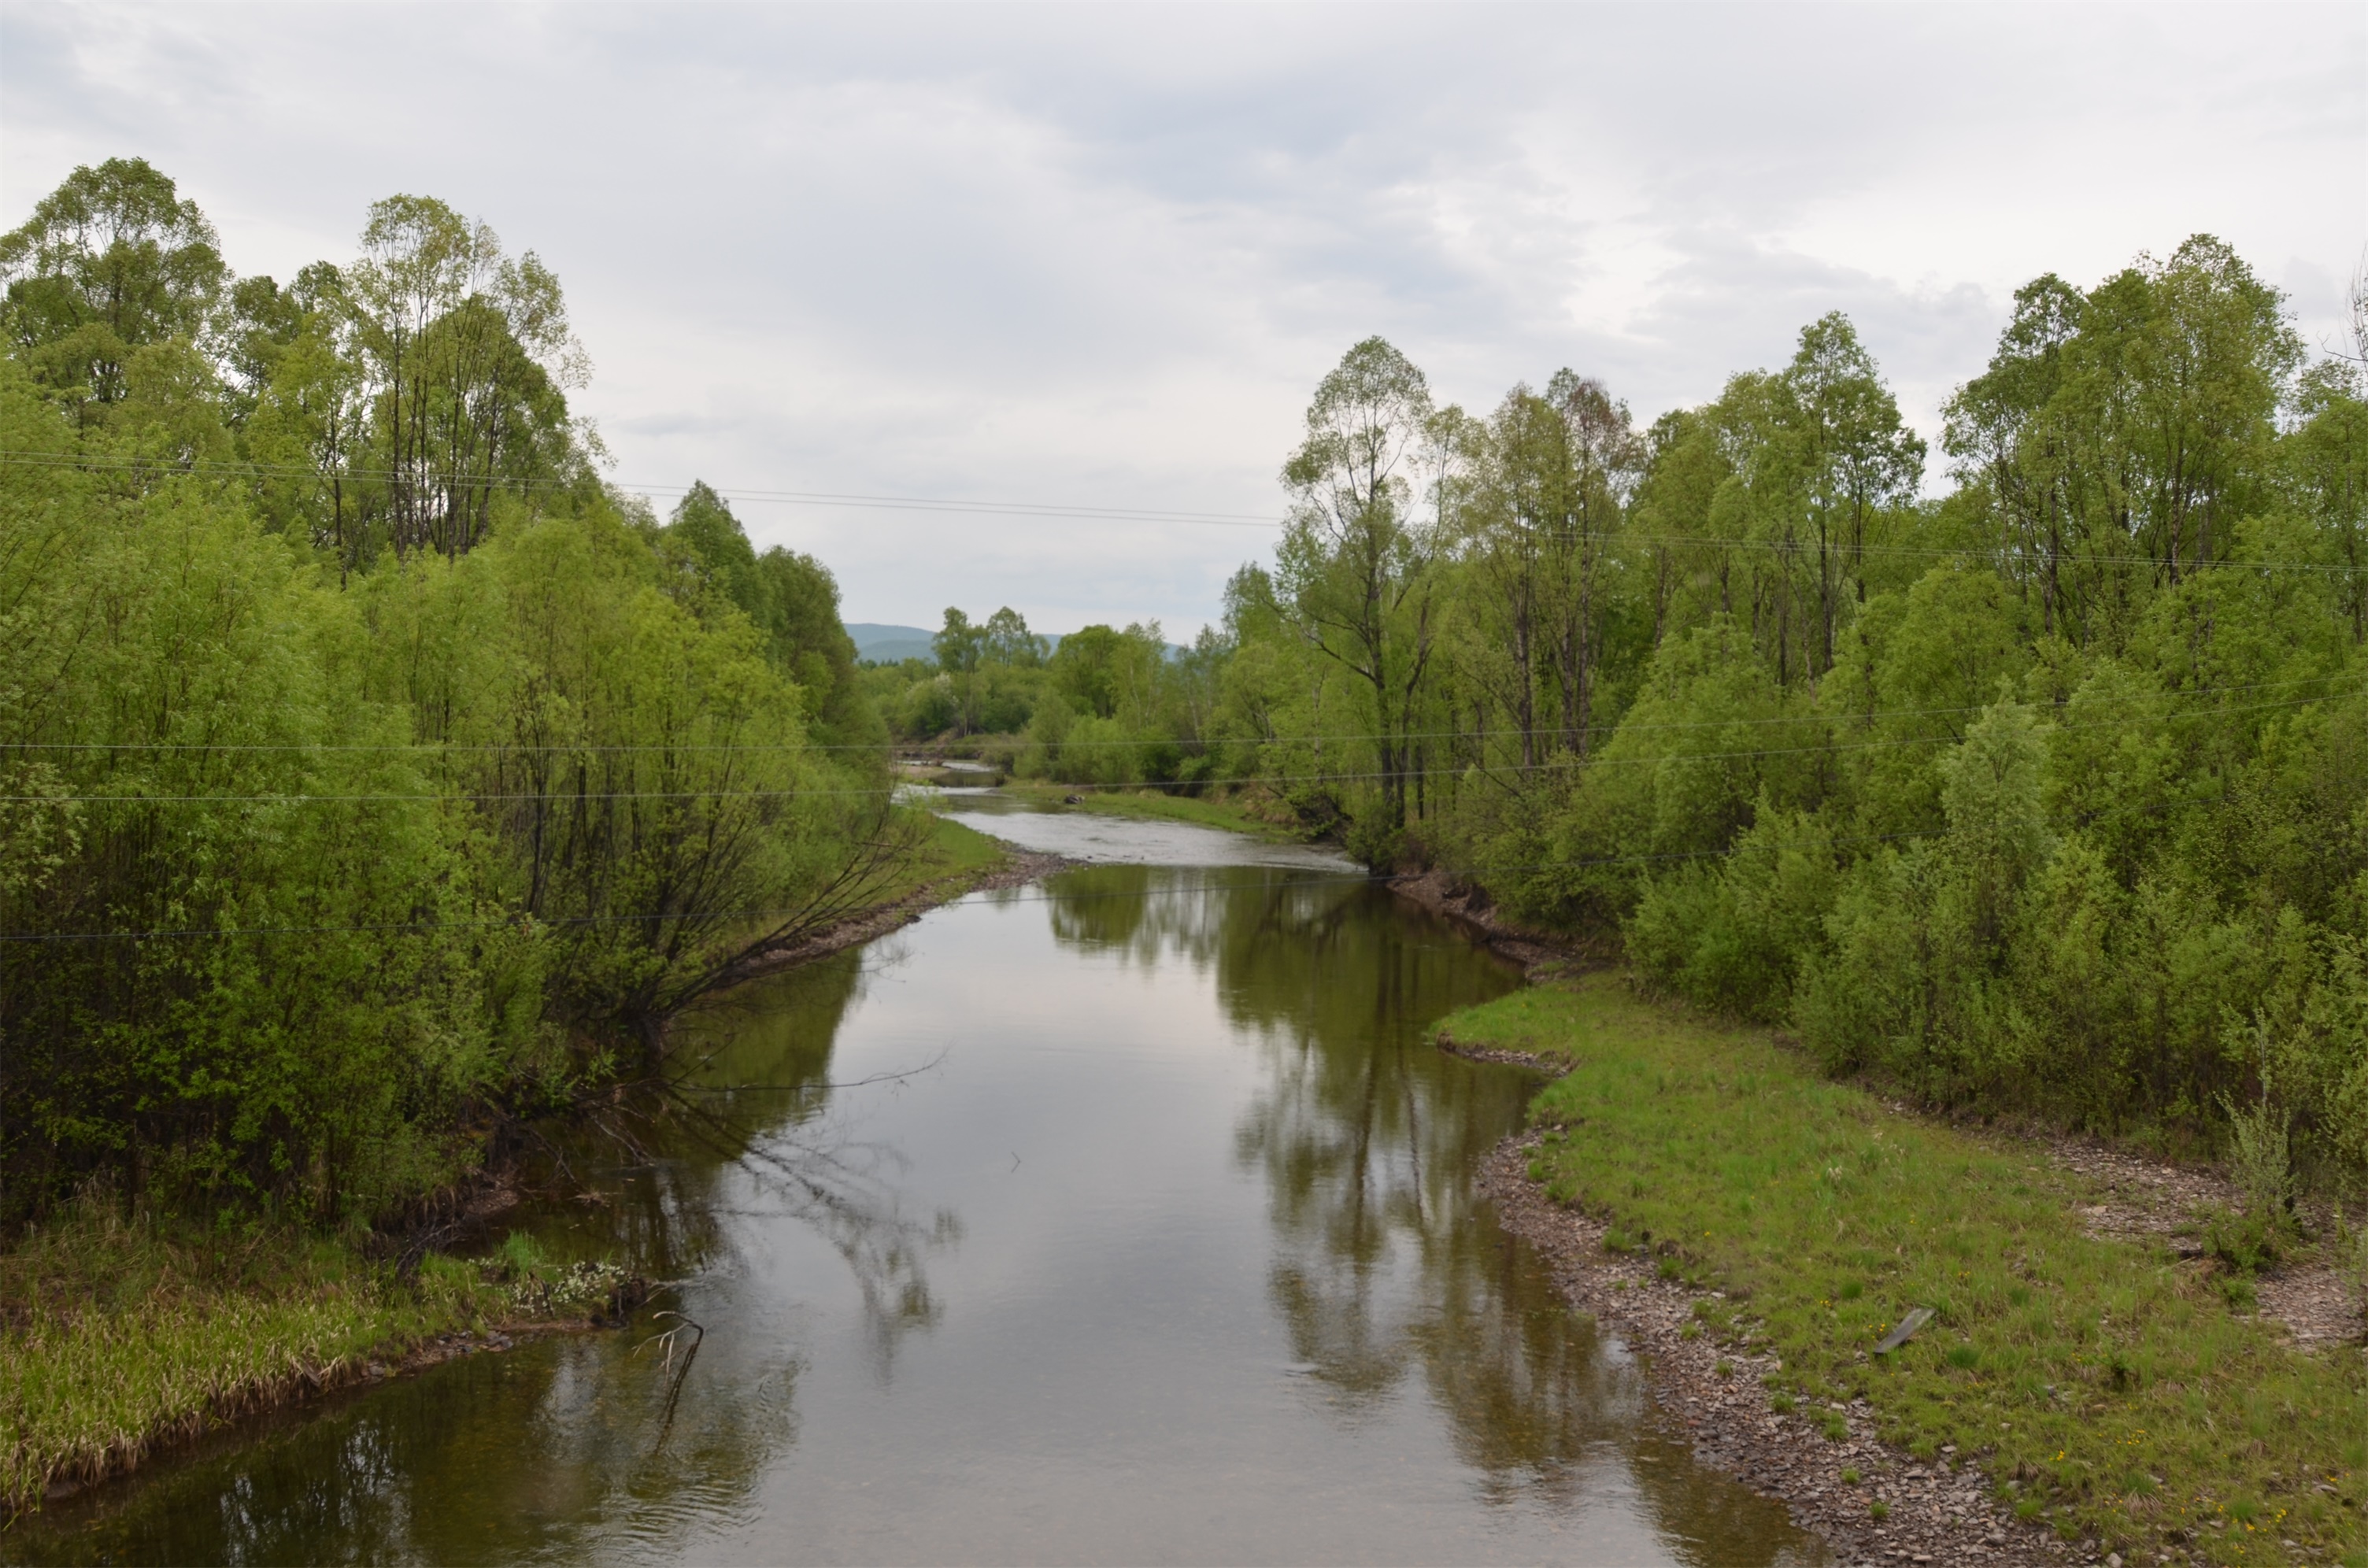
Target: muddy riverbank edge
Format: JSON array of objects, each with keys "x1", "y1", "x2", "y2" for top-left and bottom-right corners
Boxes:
[
  {"x1": 714, "y1": 845, "x2": 1075, "y2": 986},
  {"x1": 5, "y1": 839, "x2": 1075, "y2": 1524},
  {"x1": 1397, "y1": 875, "x2": 2063, "y2": 1562},
  {"x1": 1386, "y1": 867, "x2": 1608, "y2": 977},
  {"x1": 1438, "y1": 973, "x2": 2368, "y2": 1568},
  {"x1": 1471, "y1": 1130, "x2": 2069, "y2": 1568}
]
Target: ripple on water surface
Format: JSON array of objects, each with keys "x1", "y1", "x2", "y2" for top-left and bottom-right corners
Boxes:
[{"x1": 13, "y1": 804, "x2": 1826, "y2": 1567}]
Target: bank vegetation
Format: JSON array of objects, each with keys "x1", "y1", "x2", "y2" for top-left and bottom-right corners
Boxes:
[{"x1": 0, "y1": 158, "x2": 968, "y2": 1510}]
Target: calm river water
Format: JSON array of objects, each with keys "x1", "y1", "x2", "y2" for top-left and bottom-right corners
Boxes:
[{"x1": 13, "y1": 797, "x2": 1824, "y2": 1566}]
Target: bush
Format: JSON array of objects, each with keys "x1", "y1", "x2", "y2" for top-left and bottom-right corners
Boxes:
[
  {"x1": 0, "y1": 370, "x2": 875, "y2": 1227},
  {"x1": 2204, "y1": 1205, "x2": 2283, "y2": 1275},
  {"x1": 2221, "y1": 1089, "x2": 2295, "y2": 1222},
  {"x1": 1629, "y1": 802, "x2": 1834, "y2": 1021}
]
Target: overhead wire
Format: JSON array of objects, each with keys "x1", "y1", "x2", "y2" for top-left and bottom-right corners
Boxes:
[
  {"x1": 0, "y1": 771, "x2": 2300, "y2": 947},
  {"x1": 2, "y1": 679, "x2": 2355, "y2": 806},
  {"x1": 0, "y1": 450, "x2": 1278, "y2": 529},
  {"x1": 7, "y1": 449, "x2": 2368, "y2": 572},
  {"x1": 0, "y1": 830, "x2": 1943, "y2": 945},
  {"x1": 0, "y1": 668, "x2": 2355, "y2": 757},
  {"x1": 7, "y1": 452, "x2": 2364, "y2": 937}
]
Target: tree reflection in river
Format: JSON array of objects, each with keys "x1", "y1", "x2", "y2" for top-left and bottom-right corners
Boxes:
[
  {"x1": 1046, "y1": 869, "x2": 1613, "y2": 1477},
  {"x1": 660, "y1": 945, "x2": 960, "y2": 1369},
  {"x1": 20, "y1": 854, "x2": 1826, "y2": 1567},
  {"x1": 1045, "y1": 866, "x2": 1824, "y2": 1565},
  {"x1": 26, "y1": 1315, "x2": 800, "y2": 1566}
]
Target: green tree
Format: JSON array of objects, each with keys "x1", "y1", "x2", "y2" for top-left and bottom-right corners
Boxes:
[
  {"x1": 343, "y1": 194, "x2": 589, "y2": 558},
  {"x1": 0, "y1": 157, "x2": 224, "y2": 420},
  {"x1": 664, "y1": 482, "x2": 882, "y2": 753},
  {"x1": 1277, "y1": 338, "x2": 1443, "y2": 860}
]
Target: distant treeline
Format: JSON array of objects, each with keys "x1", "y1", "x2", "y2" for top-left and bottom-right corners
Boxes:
[
  {"x1": 0, "y1": 160, "x2": 902, "y2": 1230},
  {"x1": 861, "y1": 612, "x2": 1230, "y2": 786}
]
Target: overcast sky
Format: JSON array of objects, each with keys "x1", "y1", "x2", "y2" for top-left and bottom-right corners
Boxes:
[{"x1": 5, "y1": 2, "x2": 2363, "y2": 636}]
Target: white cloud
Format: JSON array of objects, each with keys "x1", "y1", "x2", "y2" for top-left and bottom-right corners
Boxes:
[{"x1": 5, "y1": 2, "x2": 2360, "y2": 634}]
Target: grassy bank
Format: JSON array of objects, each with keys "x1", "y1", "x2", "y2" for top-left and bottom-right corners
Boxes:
[
  {"x1": 3, "y1": 814, "x2": 1013, "y2": 1521},
  {"x1": 1442, "y1": 975, "x2": 2368, "y2": 1568},
  {"x1": 1004, "y1": 782, "x2": 1314, "y2": 842},
  {"x1": 902, "y1": 812, "x2": 1013, "y2": 886},
  {"x1": 0, "y1": 1204, "x2": 629, "y2": 1518}
]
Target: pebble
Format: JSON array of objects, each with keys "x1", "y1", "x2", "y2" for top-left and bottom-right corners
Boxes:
[{"x1": 1481, "y1": 1137, "x2": 2076, "y2": 1568}]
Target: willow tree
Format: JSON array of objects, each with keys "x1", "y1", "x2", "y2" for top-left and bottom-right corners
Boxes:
[{"x1": 1276, "y1": 338, "x2": 1444, "y2": 858}]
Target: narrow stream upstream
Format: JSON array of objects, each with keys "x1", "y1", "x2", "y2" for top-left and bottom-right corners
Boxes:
[{"x1": 13, "y1": 798, "x2": 1825, "y2": 1566}]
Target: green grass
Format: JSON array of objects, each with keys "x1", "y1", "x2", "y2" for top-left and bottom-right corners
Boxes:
[
  {"x1": 1002, "y1": 782, "x2": 1315, "y2": 841},
  {"x1": 827, "y1": 811, "x2": 1012, "y2": 918},
  {"x1": 0, "y1": 1200, "x2": 598, "y2": 1518},
  {"x1": 1440, "y1": 973, "x2": 2368, "y2": 1567},
  {"x1": 916, "y1": 812, "x2": 1010, "y2": 878}
]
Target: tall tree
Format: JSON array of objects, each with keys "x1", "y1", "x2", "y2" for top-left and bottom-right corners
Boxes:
[
  {"x1": 0, "y1": 157, "x2": 225, "y2": 420},
  {"x1": 343, "y1": 195, "x2": 588, "y2": 557},
  {"x1": 1277, "y1": 338, "x2": 1442, "y2": 854},
  {"x1": 1541, "y1": 370, "x2": 1644, "y2": 757},
  {"x1": 1705, "y1": 315, "x2": 1922, "y2": 686}
]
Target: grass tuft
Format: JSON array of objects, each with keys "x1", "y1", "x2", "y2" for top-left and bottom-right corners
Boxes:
[
  {"x1": 0, "y1": 1199, "x2": 603, "y2": 1518},
  {"x1": 1439, "y1": 972, "x2": 2368, "y2": 1566}
]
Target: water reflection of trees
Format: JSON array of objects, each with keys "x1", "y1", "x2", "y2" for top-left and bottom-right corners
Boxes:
[
  {"x1": 22, "y1": 1330, "x2": 798, "y2": 1566},
  {"x1": 655, "y1": 943, "x2": 957, "y2": 1366},
  {"x1": 24, "y1": 946, "x2": 955, "y2": 1566},
  {"x1": 32, "y1": 871, "x2": 1819, "y2": 1566},
  {"x1": 1045, "y1": 868, "x2": 1814, "y2": 1564},
  {"x1": 1050, "y1": 871, "x2": 1617, "y2": 1470}
]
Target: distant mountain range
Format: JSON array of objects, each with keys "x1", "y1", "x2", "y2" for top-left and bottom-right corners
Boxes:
[{"x1": 844, "y1": 623, "x2": 938, "y2": 664}]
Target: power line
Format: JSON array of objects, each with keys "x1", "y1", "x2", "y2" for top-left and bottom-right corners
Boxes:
[
  {"x1": 3, "y1": 669, "x2": 2351, "y2": 757},
  {"x1": 9, "y1": 448, "x2": 2368, "y2": 572},
  {"x1": 0, "y1": 833, "x2": 1936, "y2": 945},
  {"x1": 0, "y1": 450, "x2": 1278, "y2": 530},
  {"x1": 3, "y1": 682, "x2": 2351, "y2": 806},
  {"x1": 0, "y1": 775, "x2": 2287, "y2": 947}
]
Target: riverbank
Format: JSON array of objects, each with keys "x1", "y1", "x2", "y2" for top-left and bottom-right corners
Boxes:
[
  {"x1": 1, "y1": 813, "x2": 1045, "y2": 1525},
  {"x1": 1441, "y1": 974, "x2": 2368, "y2": 1568},
  {"x1": 0, "y1": 1204, "x2": 643, "y2": 1519},
  {"x1": 714, "y1": 814, "x2": 1062, "y2": 986},
  {"x1": 1000, "y1": 781, "x2": 1318, "y2": 843},
  {"x1": 1386, "y1": 867, "x2": 1602, "y2": 976}
]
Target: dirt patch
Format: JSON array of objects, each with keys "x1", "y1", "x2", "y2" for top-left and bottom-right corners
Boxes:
[
  {"x1": 1435, "y1": 1037, "x2": 1560, "y2": 1070},
  {"x1": 1479, "y1": 1136, "x2": 2076, "y2": 1567},
  {"x1": 2255, "y1": 1264, "x2": 2361, "y2": 1348},
  {"x1": 2040, "y1": 1132, "x2": 2233, "y2": 1248},
  {"x1": 2033, "y1": 1130, "x2": 2360, "y2": 1350}
]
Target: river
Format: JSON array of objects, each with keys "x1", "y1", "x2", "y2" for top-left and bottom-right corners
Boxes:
[{"x1": 13, "y1": 797, "x2": 1824, "y2": 1566}]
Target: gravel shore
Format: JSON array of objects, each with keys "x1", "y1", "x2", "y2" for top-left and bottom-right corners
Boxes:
[{"x1": 1477, "y1": 1133, "x2": 2089, "y2": 1568}]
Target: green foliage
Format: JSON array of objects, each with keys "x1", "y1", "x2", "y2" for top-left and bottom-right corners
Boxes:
[
  {"x1": 1216, "y1": 232, "x2": 2368, "y2": 1186},
  {"x1": 1275, "y1": 337, "x2": 1445, "y2": 854},
  {"x1": 660, "y1": 481, "x2": 884, "y2": 754},
  {"x1": 0, "y1": 361, "x2": 513, "y2": 1221},
  {"x1": 856, "y1": 604, "x2": 1236, "y2": 794},
  {"x1": 2219, "y1": 1089, "x2": 2295, "y2": 1223},
  {"x1": 0, "y1": 165, "x2": 908, "y2": 1232},
  {"x1": 1629, "y1": 802, "x2": 1835, "y2": 1020},
  {"x1": 0, "y1": 1196, "x2": 616, "y2": 1514},
  {"x1": 0, "y1": 157, "x2": 224, "y2": 418}
]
